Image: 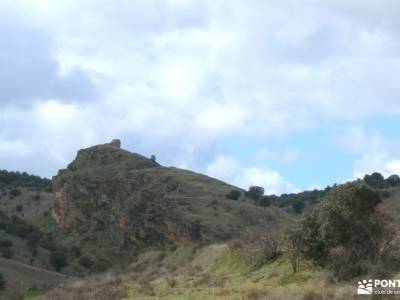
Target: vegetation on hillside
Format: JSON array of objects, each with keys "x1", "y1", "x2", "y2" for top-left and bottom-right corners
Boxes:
[
  {"x1": 0, "y1": 170, "x2": 52, "y2": 192},
  {"x1": 242, "y1": 172, "x2": 400, "y2": 215},
  {"x1": 288, "y1": 181, "x2": 400, "y2": 280},
  {"x1": 1, "y1": 141, "x2": 400, "y2": 299}
]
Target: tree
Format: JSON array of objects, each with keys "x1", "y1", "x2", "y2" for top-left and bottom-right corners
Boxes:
[
  {"x1": 289, "y1": 182, "x2": 393, "y2": 280},
  {"x1": 364, "y1": 172, "x2": 385, "y2": 188},
  {"x1": 226, "y1": 189, "x2": 241, "y2": 201},
  {"x1": 0, "y1": 273, "x2": 5, "y2": 290},
  {"x1": 150, "y1": 155, "x2": 156, "y2": 162},
  {"x1": 285, "y1": 226, "x2": 303, "y2": 273},
  {"x1": 292, "y1": 200, "x2": 305, "y2": 214},
  {"x1": 246, "y1": 186, "x2": 264, "y2": 203},
  {"x1": 386, "y1": 174, "x2": 400, "y2": 187},
  {"x1": 50, "y1": 251, "x2": 68, "y2": 271},
  {"x1": 258, "y1": 196, "x2": 271, "y2": 209}
]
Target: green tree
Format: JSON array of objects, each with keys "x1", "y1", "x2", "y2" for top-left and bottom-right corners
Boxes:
[
  {"x1": 290, "y1": 182, "x2": 393, "y2": 279},
  {"x1": 258, "y1": 196, "x2": 271, "y2": 209},
  {"x1": 225, "y1": 189, "x2": 241, "y2": 201},
  {"x1": 292, "y1": 200, "x2": 305, "y2": 214},
  {"x1": 0, "y1": 273, "x2": 5, "y2": 290},
  {"x1": 364, "y1": 172, "x2": 385, "y2": 188},
  {"x1": 246, "y1": 186, "x2": 264, "y2": 203},
  {"x1": 386, "y1": 174, "x2": 400, "y2": 187}
]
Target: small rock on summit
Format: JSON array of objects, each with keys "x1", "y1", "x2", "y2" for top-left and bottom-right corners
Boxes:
[{"x1": 108, "y1": 139, "x2": 121, "y2": 148}]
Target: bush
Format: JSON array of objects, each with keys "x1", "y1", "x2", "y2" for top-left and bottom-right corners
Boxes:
[
  {"x1": 0, "y1": 239, "x2": 12, "y2": 248},
  {"x1": 50, "y1": 251, "x2": 68, "y2": 271},
  {"x1": 0, "y1": 273, "x2": 5, "y2": 290},
  {"x1": 9, "y1": 189, "x2": 21, "y2": 198},
  {"x1": 289, "y1": 182, "x2": 393, "y2": 280},
  {"x1": 386, "y1": 174, "x2": 400, "y2": 187},
  {"x1": 246, "y1": 186, "x2": 264, "y2": 202},
  {"x1": 16, "y1": 204, "x2": 23, "y2": 212},
  {"x1": 364, "y1": 172, "x2": 385, "y2": 188},
  {"x1": 0, "y1": 170, "x2": 51, "y2": 191},
  {"x1": 225, "y1": 189, "x2": 241, "y2": 200},
  {"x1": 70, "y1": 245, "x2": 81, "y2": 258},
  {"x1": 91, "y1": 258, "x2": 111, "y2": 272},
  {"x1": 292, "y1": 200, "x2": 305, "y2": 213},
  {"x1": 258, "y1": 196, "x2": 271, "y2": 209},
  {"x1": 0, "y1": 247, "x2": 14, "y2": 259},
  {"x1": 78, "y1": 256, "x2": 93, "y2": 268}
]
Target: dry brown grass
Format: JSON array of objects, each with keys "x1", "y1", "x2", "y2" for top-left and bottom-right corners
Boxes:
[
  {"x1": 244, "y1": 288, "x2": 269, "y2": 300},
  {"x1": 37, "y1": 273, "x2": 128, "y2": 300}
]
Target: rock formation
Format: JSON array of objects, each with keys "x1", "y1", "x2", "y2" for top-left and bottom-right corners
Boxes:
[{"x1": 52, "y1": 140, "x2": 284, "y2": 259}]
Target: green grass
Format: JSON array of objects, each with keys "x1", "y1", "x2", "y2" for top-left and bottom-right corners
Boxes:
[
  {"x1": 23, "y1": 289, "x2": 47, "y2": 299},
  {"x1": 125, "y1": 245, "x2": 332, "y2": 300}
]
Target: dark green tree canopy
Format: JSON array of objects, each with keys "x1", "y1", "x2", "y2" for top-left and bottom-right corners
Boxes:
[
  {"x1": 246, "y1": 186, "x2": 264, "y2": 202},
  {"x1": 363, "y1": 172, "x2": 385, "y2": 188},
  {"x1": 226, "y1": 189, "x2": 241, "y2": 201},
  {"x1": 289, "y1": 181, "x2": 394, "y2": 280},
  {"x1": 386, "y1": 174, "x2": 400, "y2": 187}
]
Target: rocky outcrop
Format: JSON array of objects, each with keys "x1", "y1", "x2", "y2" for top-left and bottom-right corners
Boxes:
[
  {"x1": 52, "y1": 140, "x2": 285, "y2": 260},
  {"x1": 108, "y1": 139, "x2": 121, "y2": 148}
]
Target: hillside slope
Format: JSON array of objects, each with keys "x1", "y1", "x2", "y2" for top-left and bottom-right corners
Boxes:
[{"x1": 51, "y1": 140, "x2": 288, "y2": 268}]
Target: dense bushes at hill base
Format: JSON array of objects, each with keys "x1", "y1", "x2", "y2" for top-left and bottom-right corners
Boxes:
[{"x1": 288, "y1": 181, "x2": 400, "y2": 280}]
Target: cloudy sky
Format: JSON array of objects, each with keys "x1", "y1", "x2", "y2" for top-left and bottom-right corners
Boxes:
[{"x1": 1, "y1": 0, "x2": 400, "y2": 195}]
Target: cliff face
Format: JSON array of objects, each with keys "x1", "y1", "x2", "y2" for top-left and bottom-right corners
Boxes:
[
  {"x1": 52, "y1": 140, "x2": 159, "y2": 231},
  {"x1": 52, "y1": 140, "x2": 285, "y2": 259}
]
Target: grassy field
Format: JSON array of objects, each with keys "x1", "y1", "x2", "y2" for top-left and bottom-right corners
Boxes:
[
  {"x1": 37, "y1": 243, "x2": 367, "y2": 300},
  {"x1": 125, "y1": 245, "x2": 357, "y2": 300},
  {"x1": 23, "y1": 289, "x2": 47, "y2": 299}
]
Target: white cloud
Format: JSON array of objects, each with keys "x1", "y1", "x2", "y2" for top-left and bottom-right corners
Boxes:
[
  {"x1": 0, "y1": 141, "x2": 31, "y2": 157},
  {"x1": 386, "y1": 160, "x2": 400, "y2": 175},
  {"x1": 1, "y1": 0, "x2": 400, "y2": 187},
  {"x1": 206, "y1": 155, "x2": 296, "y2": 195},
  {"x1": 337, "y1": 126, "x2": 400, "y2": 179}
]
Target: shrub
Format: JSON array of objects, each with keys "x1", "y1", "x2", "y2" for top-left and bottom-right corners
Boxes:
[
  {"x1": 189, "y1": 221, "x2": 202, "y2": 240},
  {"x1": 292, "y1": 200, "x2": 305, "y2": 213},
  {"x1": 70, "y1": 245, "x2": 81, "y2": 258},
  {"x1": 78, "y1": 256, "x2": 93, "y2": 268},
  {"x1": 9, "y1": 189, "x2": 21, "y2": 198},
  {"x1": 0, "y1": 247, "x2": 14, "y2": 259},
  {"x1": 50, "y1": 251, "x2": 68, "y2": 271},
  {"x1": 16, "y1": 204, "x2": 23, "y2": 212},
  {"x1": 0, "y1": 273, "x2": 5, "y2": 290},
  {"x1": 289, "y1": 182, "x2": 393, "y2": 280},
  {"x1": 246, "y1": 186, "x2": 264, "y2": 202},
  {"x1": 0, "y1": 239, "x2": 12, "y2": 248},
  {"x1": 386, "y1": 174, "x2": 400, "y2": 187},
  {"x1": 225, "y1": 189, "x2": 241, "y2": 200},
  {"x1": 364, "y1": 172, "x2": 385, "y2": 188},
  {"x1": 258, "y1": 196, "x2": 271, "y2": 209}
]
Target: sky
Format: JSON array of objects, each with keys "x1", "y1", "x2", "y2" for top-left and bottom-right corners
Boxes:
[{"x1": 1, "y1": 0, "x2": 400, "y2": 195}]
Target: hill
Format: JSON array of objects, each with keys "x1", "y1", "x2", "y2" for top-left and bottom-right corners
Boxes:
[
  {"x1": 50, "y1": 140, "x2": 288, "y2": 272},
  {"x1": 1, "y1": 141, "x2": 400, "y2": 299}
]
